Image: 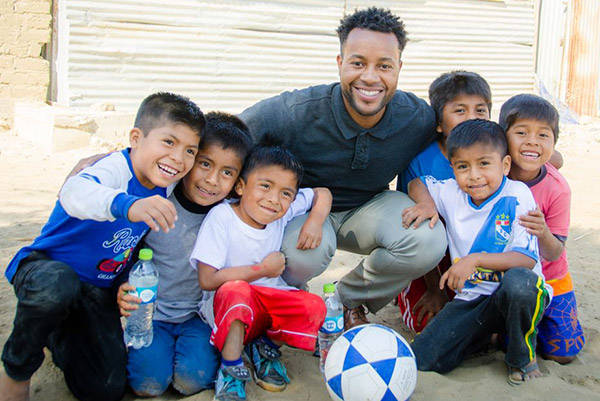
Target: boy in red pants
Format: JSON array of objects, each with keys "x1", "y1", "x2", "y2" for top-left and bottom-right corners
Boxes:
[{"x1": 190, "y1": 145, "x2": 331, "y2": 401}]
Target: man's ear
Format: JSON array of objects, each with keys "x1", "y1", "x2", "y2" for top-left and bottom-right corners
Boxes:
[
  {"x1": 336, "y1": 53, "x2": 343, "y2": 74},
  {"x1": 234, "y1": 178, "x2": 246, "y2": 197},
  {"x1": 129, "y1": 128, "x2": 143, "y2": 149}
]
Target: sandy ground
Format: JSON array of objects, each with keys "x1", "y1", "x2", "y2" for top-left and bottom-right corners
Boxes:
[{"x1": 1, "y1": 120, "x2": 600, "y2": 401}]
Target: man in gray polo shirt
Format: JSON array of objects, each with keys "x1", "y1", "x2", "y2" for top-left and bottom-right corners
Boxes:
[{"x1": 239, "y1": 7, "x2": 447, "y2": 329}]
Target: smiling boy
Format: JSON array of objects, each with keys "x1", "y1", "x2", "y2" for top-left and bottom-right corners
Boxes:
[
  {"x1": 0, "y1": 92, "x2": 204, "y2": 401},
  {"x1": 500, "y1": 94, "x2": 584, "y2": 365},
  {"x1": 190, "y1": 145, "x2": 332, "y2": 401},
  {"x1": 403, "y1": 119, "x2": 550, "y2": 385},
  {"x1": 118, "y1": 112, "x2": 253, "y2": 397}
]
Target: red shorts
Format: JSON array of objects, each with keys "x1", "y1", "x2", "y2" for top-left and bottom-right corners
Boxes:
[
  {"x1": 211, "y1": 280, "x2": 326, "y2": 352},
  {"x1": 398, "y1": 252, "x2": 454, "y2": 333}
]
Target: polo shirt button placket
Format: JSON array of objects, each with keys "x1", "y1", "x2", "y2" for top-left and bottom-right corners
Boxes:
[{"x1": 351, "y1": 132, "x2": 370, "y2": 170}]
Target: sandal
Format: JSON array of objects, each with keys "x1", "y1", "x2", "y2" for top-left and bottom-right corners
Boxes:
[{"x1": 507, "y1": 360, "x2": 541, "y2": 386}]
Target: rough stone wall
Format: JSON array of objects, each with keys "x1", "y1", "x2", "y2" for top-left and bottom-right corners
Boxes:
[{"x1": 0, "y1": 0, "x2": 51, "y2": 131}]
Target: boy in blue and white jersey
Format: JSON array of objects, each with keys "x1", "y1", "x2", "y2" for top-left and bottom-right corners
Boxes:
[
  {"x1": 0, "y1": 92, "x2": 204, "y2": 401},
  {"x1": 403, "y1": 119, "x2": 551, "y2": 385}
]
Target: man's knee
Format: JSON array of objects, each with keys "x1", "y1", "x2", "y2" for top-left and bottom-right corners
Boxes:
[
  {"x1": 281, "y1": 245, "x2": 334, "y2": 287},
  {"x1": 280, "y1": 212, "x2": 335, "y2": 287},
  {"x1": 386, "y1": 222, "x2": 447, "y2": 276}
]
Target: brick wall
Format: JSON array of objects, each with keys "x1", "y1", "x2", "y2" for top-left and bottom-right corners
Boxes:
[{"x1": 0, "y1": 0, "x2": 51, "y2": 131}]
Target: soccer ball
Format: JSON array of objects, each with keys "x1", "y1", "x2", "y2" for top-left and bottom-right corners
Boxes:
[{"x1": 324, "y1": 324, "x2": 417, "y2": 401}]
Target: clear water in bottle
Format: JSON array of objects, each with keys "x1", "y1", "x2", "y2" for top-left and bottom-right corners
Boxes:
[
  {"x1": 124, "y1": 248, "x2": 159, "y2": 349},
  {"x1": 318, "y1": 283, "x2": 343, "y2": 373}
]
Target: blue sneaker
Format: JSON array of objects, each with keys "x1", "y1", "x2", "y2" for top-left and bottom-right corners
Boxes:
[
  {"x1": 214, "y1": 365, "x2": 250, "y2": 401},
  {"x1": 244, "y1": 338, "x2": 290, "y2": 392}
]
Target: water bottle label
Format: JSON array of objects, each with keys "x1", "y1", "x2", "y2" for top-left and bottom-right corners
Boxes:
[
  {"x1": 320, "y1": 315, "x2": 343, "y2": 334},
  {"x1": 132, "y1": 285, "x2": 157, "y2": 304}
]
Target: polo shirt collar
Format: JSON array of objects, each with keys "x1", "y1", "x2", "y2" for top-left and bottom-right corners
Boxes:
[{"x1": 331, "y1": 84, "x2": 394, "y2": 140}]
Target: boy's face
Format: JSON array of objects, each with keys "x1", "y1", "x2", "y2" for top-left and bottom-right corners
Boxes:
[
  {"x1": 233, "y1": 165, "x2": 298, "y2": 229},
  {"x1": 182, "y1": 144, "x2": 243, "y2": 206},
  {"x1": 337, "y1": 28, "x2": 402, "y2": 128},
  {"x1": 451, "y1": 143, "x2": 511, "y2": 206},
  {"x1": 438, "y1": 94, "x2": 490, "y2": 137},
  {"x1": 506, "y1": 118, "x2": 555, "y2": 181},
  {"x1": 129, "y1": 123, "x2": 199, "y2": 189}
]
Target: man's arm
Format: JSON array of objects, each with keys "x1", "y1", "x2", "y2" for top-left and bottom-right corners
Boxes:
[
  {"x1": 296, "y1": 187, "x2": 332, "y2": 250},
  {"x1": 197, "y1": 251, "x2": 285, "y2": 291}
]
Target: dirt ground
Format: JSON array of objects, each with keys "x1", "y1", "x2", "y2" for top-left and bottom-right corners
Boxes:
[{"x1": 1, "y1": 119, "x2": 600, "y2": 400}]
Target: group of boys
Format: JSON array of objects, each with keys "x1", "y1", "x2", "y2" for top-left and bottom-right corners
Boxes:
[{"x1": 0, "y1": 6, "x2": 584, "y2": 401}]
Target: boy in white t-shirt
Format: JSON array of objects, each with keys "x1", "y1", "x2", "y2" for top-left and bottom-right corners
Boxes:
[
  {"x1": 189, "y1": 145, "x2": 332, "y2": 401},
  {"x1": 402, "y1": 119, "x2": 550, "y2": 385}
]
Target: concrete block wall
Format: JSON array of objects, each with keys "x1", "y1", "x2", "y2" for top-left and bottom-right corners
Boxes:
[{"x1": 0, "y1": 0, "x2": 52, "y2": 131}]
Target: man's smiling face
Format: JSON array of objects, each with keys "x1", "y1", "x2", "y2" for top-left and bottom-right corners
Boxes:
[{"x1": 337, "y1": 28, "x2": 402, "y2": 128}]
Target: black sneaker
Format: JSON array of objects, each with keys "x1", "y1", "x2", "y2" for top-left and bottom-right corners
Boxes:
[{"x1": 244, "y1": 338, "x2": 290, "y2": 392}]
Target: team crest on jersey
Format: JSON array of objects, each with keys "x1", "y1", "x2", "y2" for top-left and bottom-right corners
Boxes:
[{"x1": 494, "y1": 213, "x2": 511, "y2": 244}]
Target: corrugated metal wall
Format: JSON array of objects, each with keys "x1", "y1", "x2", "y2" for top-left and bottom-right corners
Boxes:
[
  {"x1": 59, "y1": 0, "x2": 535, "y2": 115},
  {"x1": 565, "y1": 0, "x2": 600, "y2": 117},
  {"x1": 535, "y1": 0, "x2": 569, "y2": 101}
]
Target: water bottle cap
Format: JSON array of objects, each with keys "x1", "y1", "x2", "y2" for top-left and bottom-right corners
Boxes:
[
  {"x1": 139, "y1": 248, "x2": 153, "y2": 260},
  {"x1": 323, "y1": 283, "x2": 335, "y2": 293}
]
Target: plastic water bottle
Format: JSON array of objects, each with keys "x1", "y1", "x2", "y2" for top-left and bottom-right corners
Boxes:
[
  {"x1": 124, "y1": 248, "x2": 159, "y2": 349},
  {"x1": 318, "y1": 283, "x2": 343, "y2": 373}
]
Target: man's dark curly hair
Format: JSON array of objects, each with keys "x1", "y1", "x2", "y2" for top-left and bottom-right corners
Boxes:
[{"x1": 336, "y1": 7, "x2": 407, "y2": 56}]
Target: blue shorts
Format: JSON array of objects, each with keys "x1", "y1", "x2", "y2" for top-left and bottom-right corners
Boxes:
[
  {"x1": 127, "y1": 316, "x2": 220, "y2": 396},
  {"x1": 537, "y1": 291, "x2": 585, "y2": 357}
]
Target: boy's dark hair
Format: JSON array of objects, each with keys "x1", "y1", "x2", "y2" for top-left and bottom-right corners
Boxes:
[
  {"x1": 134, "y1": 92, "x2": 205, "y2": 136},
  {"x1": 337, "y1": 7, "x2": 407, "y2": 56},
  {"x1": 447, "y1": 119, "x2": 507, "y2": 160},
  {"x1": 429, "y1": 70, "x2": 492, "y2": 125},
  {"x1": 241, "y1": 145, "x2": 304, "y2": 189},
  {"x1": 202, "y1": 111, "x2": 253, "y2": 161},
  {"x1": 499, "y1": 94, "x2": 559, "y2": 141}
]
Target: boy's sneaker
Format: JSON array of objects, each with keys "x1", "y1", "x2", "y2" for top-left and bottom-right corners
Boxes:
[
  {"x1": 244, "y1": 338, "x2": 291, "y2": 392},
  {"x1": 214, "y1": 365, "x2": 250, "y2": 401}
]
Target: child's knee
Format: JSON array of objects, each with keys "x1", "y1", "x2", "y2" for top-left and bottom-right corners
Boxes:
[
  {"x1": 216, "y1": 280, "x2": 251, "y2": 299},
  {"x1": 173, "y1": 368, "x2": 215, "y2": 395},
  {"x1": 547, "y1": 354, "x2": 576, "y2": 364},
  {"x1": 24, "y1": 264, "x2": 81, "y2": 313},
  {"x1": 129, "y1": 375, "x2": 170, "y2": 397},
  {"x1": 501, "y1": 268, "x2": 541, "y2": 300},
  {"x1": 306, "y1": 293, "x2": 327, "y2": 320}
]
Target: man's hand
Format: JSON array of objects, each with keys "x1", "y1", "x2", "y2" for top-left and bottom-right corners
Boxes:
[
  {"x1": 412, "y1": 288, "x2": 448, "y2": 326},
  {"x1": 128, "y1": 195, "x2": 178, "y2": 232},
  {"x1": 401, "y1": 201, "x2": 439, "y2": 229},
  {"x1": 117, "y1": 282, "x2": 140, "y2": 317},
  {"x1": 260, "y1": 251, "x2": 286, "y2": 278},
  {"x1": 439, "y1": 254, "x2": 478, "y2": 293},
  {"x1": 518, "y1": 207, "x2": 549, "y2": 238},
  {"x1": 296, "y1": 218, "x2": 323, "y2": 250}
]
